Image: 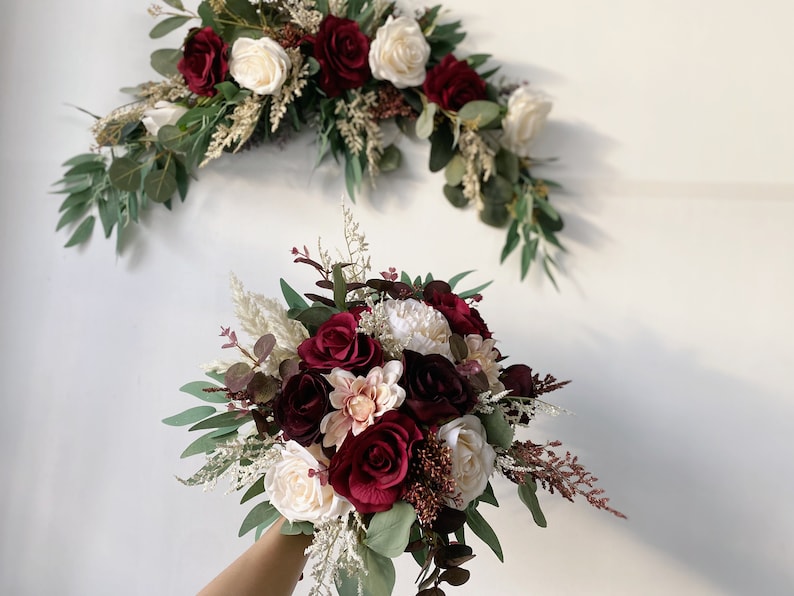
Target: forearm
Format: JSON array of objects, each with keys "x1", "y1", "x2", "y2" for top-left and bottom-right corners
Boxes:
[{"x1": 198, "y1": 519, "x2": 313, "y2": 596}]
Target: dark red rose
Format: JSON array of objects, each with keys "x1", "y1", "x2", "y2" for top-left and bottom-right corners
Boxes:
[
  {"x1": 424, "y1": 281, "x2": 491, "y2": 339},
  {"x1": 422, "y1": 54, "x2": 487, "y2": 112},
  {"x1": 297, "y1": 312, "x2": 383, "y2": 374},
  {"x1": 500, "y1": 364, "x2": 535, "y2": 398},
  {"x1": 328, "y1": 410, "x2": 422, "y2": 513},
  {"x1": 500, "y1": 364, "x2": 535, "y2": 424},
  {"x1": 177, "y1": 27, "x2": 228, "y2": 96},
  {"x1": 400, "y1": 350, "x2": 477, "y2": 425},
  {"x1": 312, "y1": 15, "x2": 371, "y2": 97},
  {"x1": 273, "y1": 370, "x2": 331, "y2": 445}
]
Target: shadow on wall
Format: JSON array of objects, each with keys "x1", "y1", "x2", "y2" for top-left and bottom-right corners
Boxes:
[{"x1": 556, "y1": 325, "x2": 794, "y2": 595}]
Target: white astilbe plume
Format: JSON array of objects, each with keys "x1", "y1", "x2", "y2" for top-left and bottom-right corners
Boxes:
[
  {"x1": 178, "y1": 433, "x2": 279, "y2": 493},
  {"x1": 306, "y1": 513, "x2": 366, "y2": 596},
  {"x1": 204, "y1": 274, "x2": 309, "y2": 377}
]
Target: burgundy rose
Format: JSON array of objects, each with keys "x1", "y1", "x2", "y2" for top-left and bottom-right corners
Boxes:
[
  {"x1": 501, "y1": 364, "x2": 535, "y2": 425},
  {"x1": 328, "y1": 410, "x2": 423, "y2": 513},
  {"x1": 400, "y1": 350, "x2": 477, "y2": 425},
  {"x1": 423, "y1": 54, "x2": 487, "y2": 112},
  {"x1": 177, "y1": 27, "x2": 228, "y2": 96},
  {"x1": 273, "y1": 370, "x2": 331, "y2": 445},
  {"x1": 424, "y1": 281, "x2": 491, "y2": 339},
  {"x1": 298, "y1": 312, "x2": 383, "y2": 374},
  {"x1": 312, "y1": 15, "x2": 371, "y2": 97},
  {"x1": 500, "y1": 364, "x2": 535, "y2": 398}
]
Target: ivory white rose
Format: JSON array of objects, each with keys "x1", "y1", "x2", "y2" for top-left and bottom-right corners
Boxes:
[
  {"x1": 229, "y1": 36, "x2": 291, "y2": 96},
  {"x1": 500, "y1": 86, "x2": 552, "y2": 157},
  {"x1": 383, "y1": 298, "x2": 453, "y2": 359},
  {"x1": 368, "y1": 15, "x2": 431, "y2": 88},
  {"x1": 264, "y1": 441, "x2": 352, "y2": 523},
  {"x1": 141, "y1": 101, "x2": 188, "y2": 136},
  {"x1": 437, "y1": 415, "x2": 496, "y2": 509}
]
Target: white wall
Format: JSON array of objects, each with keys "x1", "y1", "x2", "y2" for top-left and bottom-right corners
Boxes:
[{"x1": 2, "y1": 1, "x2": 793, "y2": 594}]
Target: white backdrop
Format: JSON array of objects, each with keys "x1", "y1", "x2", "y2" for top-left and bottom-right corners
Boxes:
[{"x1": 2, "y1": 1, "x2": 793, "y2": 594}]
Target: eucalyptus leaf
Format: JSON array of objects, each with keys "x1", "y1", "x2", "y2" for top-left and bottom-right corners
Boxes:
[
  {"x1": 144, "y1": 162, "x2": 178, "y2": 203},
  {"x1": 379, "y1": 144, "x2": 402, "y2": 172},
  {"x1": 457, "y1": 100, "x2": 501, "y2": 128},
  {"x1": 64, "y1": 160, "x2": 107, "y2": 176},
  {"x1": 162, "y1": 0, "x2": 186, "y2": 9},
  {"x1": 151, "y1": 48, "x2": 183, "y2": 77},
  {"x1": 364, "y1": 501, "x2": 416, "y2": 558},
  {"x1": 501, "y1": 220, "x2": 520, "y2": 263},
  {"x1": 224, "y1": 362, "x2": 255, "y2": 393},
  {"x1": 520, "y1": 237, "x2": 539, "y2": 280},
  {"x1": 238, "y1": 500, "x2": 280, "y2": 537},
  {"x1": 180, "y1": 428, "x2": 234, "y2": 458},
  {"x1": 179, "y1": 381, "x2": 228, "y2": 403},
  {"x1": 188, "y1": 410, "x2": 247, "y2": 432},
  {"x1": 108, "y1": 157, "x2": 143, "y2": 192},
  {"x1": 518, "y1": 475, "x2": 547, "y2": 527},
  {"x1": 466, "y1": 505, "x2": 503, "y2": 561},
  {"x1": 337, "y1": 548, "x2": 395, "y2": 596},
  {"x1": 495, "y1": 149, "x2": 519, "y2": 184},
  {"x1": 63, "y1": 216, "x2": 96, "y2": 248},
  {"x1": 162, "y1": 405, "x2": 218, "y2": 426},
  {"x1": 295, "y1": 305, "x2": 336, "y2": 335},
  {"x1": 280, "y1": 520, "x2": 314, "y2": 536},
  {"x1": 253, "y1": 334, "x2": 276, "y2": 363},
  {"x1": 444, "y1": 154, "x2": 465, "y2": 187},
  {"x1": 149, "y1": 15, "x2": 191, "y2": 39},
  {"x1": 415, "y1": 102, "x2": 437, "y2": 140},
  {"x1": 240, "y1": 475, "x2": 266, "y2": 504},
  {"x1": 442, "y1": 184, "x2": 468, "y2": 208},
  {"x1": 58, "y1": 189, "x2": 92, "y2": 213},
  {"x1": 429, "y1": 125, "x2": 455, "y2": 172},
  {"x1": 56, "y1": 203, "x2": 91, "y2": 231},
  {"x1": 62, "y1": 153, "x2": 105, "y2": 167},
  {"x1": 479, "y1": 409, "x2": 514, "y2": 449},
  {"x1": 158, "y1": 124, "x2": 193, "y2": 153}
]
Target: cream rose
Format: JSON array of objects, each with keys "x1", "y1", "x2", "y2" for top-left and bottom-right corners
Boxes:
[
  {"x1": 141, "y1": 101, "x2": 188, "y2": 136},
  {"x1": 500, "y1": 86, "x2": 552, "y2": 157},
  {"x1": 229, "y1": 36, "x2": 291, "y2": 96},
  {"x1": 368, "y1": 15, "x2": 431, "y2": 88},
  {"x1": 437, "y1": 415, "x2": 496, "y2": 509},
  {"x1": 264, "y1": 441, "x2": 352, "y2": 523},
  {"x1": 383, "y1": 298, "x2": 453, "y2": 359}
]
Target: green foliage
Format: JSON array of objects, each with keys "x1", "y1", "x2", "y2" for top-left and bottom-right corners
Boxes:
[
  {"x1": 337, "y1": 548, "x2": 395, "y2": 596},
  {"x1": 54, "y1": 0, "x2": 567, "y2": 284},
  {"x1": 162, "y1": 405, "x2": 218, "y2": 426},
  {"x1": 364, "y1": 502, "x2": 416, "y2": 558},
  {"x1": 479, "y1": 408, "x2": 514, "y2": 449},
  {"x1": 465, "y1": 504, "x2": 504, "y2": 562},
  {"x1": 240, "y1": 475, "x2": 266, "y2": 504},
  {"x1": 280, "y1": 520, "x2": 314, "y2": 535},
  {"x1": 518, "y1": 475, "x2": 548, "y2": 527},
  {"x1": 179, "y1": 380, "x2": 229, "y2": 403},
  {"x1": 238, "y1": 500, "x2": 280, "y2": 537}
]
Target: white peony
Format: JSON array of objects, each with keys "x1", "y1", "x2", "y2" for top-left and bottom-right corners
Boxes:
[
  {"x1": 264, "y1": 441, "x2": 352, "y2": 523},
  {"x1": 321, "y1": 360, "x2": 406, "y2": 449},
  {"x1": 368, "y1": 15, "x2": 431, "y2": 89},
  {"x1": 500, "y1": 86, "x2": 552, "y2": 157},
  {"x1": 383, "y1": 298, "x2": 453, "y2": 359},
  {"x1": 437, "y1": 415, "x2": 496, "y2": 509},
  {"x1": 229, "y1": 36, "x2": 291, "y2": 96},
  {"x1": 141, "y1": 101, "x2": 188, "y2": 136}
]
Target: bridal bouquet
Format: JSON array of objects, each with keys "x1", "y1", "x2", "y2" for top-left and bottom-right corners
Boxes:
[
  {"x1": 55, "y1": 0, "x2": 564, "y2": 281},
  {"x1": 166, "y1": 215, "x2": 622, "y2": 595}
]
